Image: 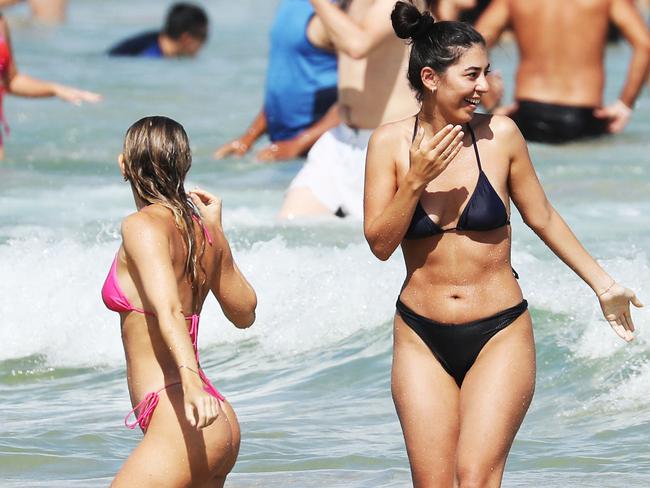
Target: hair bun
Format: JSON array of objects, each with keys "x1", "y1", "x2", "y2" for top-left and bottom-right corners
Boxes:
[
  {"x1": 413, "y1": 12, "x2": 435, "y2": 40},
  {"x1": 391, "y1": 1, "x2": 435, "y2": 41}
]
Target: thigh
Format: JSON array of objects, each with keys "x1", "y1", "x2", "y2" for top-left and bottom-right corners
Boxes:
[
  {"x1": 456, "y1": 311, "x2": 536, "y2": 487},
  {"x1": 111, "y1": 391, "x2": 240, "y2": 488},
  {"x1": 278, "y1": 186, "x2": 335, "y2": 219},
  {"x1": 392, "y1": 315, "x2": 461, "y2": 488}
]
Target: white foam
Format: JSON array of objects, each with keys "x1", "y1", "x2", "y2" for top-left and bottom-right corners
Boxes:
[
  {"x1": 1, "y1": 229, "x2": 646, "y2": 369},
  {"x1": 0, "y1": 236, "x2": 402, "y2": 367},
  {"x1": 513, "y1": 246, "x2": 648, "y2": 358}
]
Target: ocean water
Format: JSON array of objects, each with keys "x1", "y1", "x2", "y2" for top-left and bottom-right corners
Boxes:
[{"x1": 0, "y1": 1, "x2": 649, "y2": 486}]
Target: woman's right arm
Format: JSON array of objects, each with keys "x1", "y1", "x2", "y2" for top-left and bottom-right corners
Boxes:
[
  {"x1": 122, "y1": 213, "x2": 219, "y2": 429},
  {"x1": 364, "y1": 123, "x2": 463, "y2": 261},
  {"x1": 190, "y1": 189, "x2": 257, "y2": 328},
  {"x1": 213, "y1": 110, "x2": 267, "y2": 159}
]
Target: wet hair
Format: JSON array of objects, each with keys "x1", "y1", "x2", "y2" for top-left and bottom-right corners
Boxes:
[
  {"x1": 122, "y1": 116, "x2": 206, "y2": 309},
  {"x1": 163, "y1": 2, "x2": 209, "y2": 42},
  {"x1": 391, "y1": 1, "x2": 485, "y2": 100}
]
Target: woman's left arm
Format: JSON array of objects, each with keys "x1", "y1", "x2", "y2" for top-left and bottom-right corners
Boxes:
[{"x1": 501, "y1": 116, "x2": 643, "y2": 341}]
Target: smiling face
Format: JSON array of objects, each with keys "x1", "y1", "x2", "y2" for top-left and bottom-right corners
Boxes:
[{"x1": 425, "y1": 43, "x2": 490, "y2": 124}]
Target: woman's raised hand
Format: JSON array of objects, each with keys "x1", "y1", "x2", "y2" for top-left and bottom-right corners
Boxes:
[
  {"x1": 190, "y1": 188, "x2": 223, "y2": 232},
  {"x1": 598, "y1": 282, "x2": 643, "y2": 342},
  {"x1": 408, "y1": 123, "x2": 464, "y2": 188}
]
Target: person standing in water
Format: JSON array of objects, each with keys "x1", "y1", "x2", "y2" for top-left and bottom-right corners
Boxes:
[
  {"x1": 475, "y1": 0, "x2": 650, "y2": 143},
  {"x1": 364, "y1": 3, "x2": 642, "y2": 486},
  {"x1": 0, "y1": 13, "x2": 101, "y2": 159},
  {"x1": 103, "y1": 117, "x2": 257, "y2": 487},
  {"x1": 214, "y1": 0, "x2": 340, "y2": 162},
  {"x1": 278, "y1": 0, "x2": 429, "y2": 219}
]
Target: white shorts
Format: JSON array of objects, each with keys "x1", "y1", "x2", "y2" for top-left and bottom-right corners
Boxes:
[{"x1": 289, "y1": 123, "x2": 372, "y2": 219}]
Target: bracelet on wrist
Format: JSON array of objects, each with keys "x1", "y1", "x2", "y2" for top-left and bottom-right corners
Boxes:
[
  {"x1": 178, "y1": 365, "x2": 201, "y2": 377},
  {"x1": 597, "y1": 280, "x2": 616, "y2": 297}
]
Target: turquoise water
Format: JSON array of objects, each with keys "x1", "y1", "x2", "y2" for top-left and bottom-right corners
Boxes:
[{"x1": 0, "y1": 1, "x2": 649, "y2": 486}]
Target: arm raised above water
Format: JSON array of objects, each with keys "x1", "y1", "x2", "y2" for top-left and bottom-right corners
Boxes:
[
  {"x1": 309, "y1": 0, "x2": 396, "y2": 59},
  {"x1": 214, "y1": 110, "x2": 267, "y2": 160},
  {"x1": 256, "y1": 103, "x2": 340, "y2": 162},
  {"x1": 364, "y1": 122, "x2": 464, "y2": 261},
  {"x1": 502, "y1": 115, "x2": 643, "y2": 341},
  {"x1": 594, "y1": 0, "x2": 650, "y2": 132},
  {"x1": 190, "y1": 189, "x2": 257, "y2": 328},
  {"x1": 474, "y1": 0, "x2": 511, "y2": 48},
  {"x1": 611, "y1": 0, "x2": 650, "y2": 109},
  {"x1": 0, "y1": 16, "x2": 100, "y2": 104}
]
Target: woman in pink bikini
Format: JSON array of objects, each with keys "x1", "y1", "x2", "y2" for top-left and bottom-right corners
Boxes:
[
  {"x1": 0, "y1": 12, "x2": 100, "y2": 159},
  {"x1": 102, "y1": 116, "x2": 257, "y2": 487}
]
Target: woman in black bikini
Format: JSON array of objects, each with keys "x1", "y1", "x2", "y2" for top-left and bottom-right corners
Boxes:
[{"x1": 363, "y1": 3, "x2": 642, "y2": 486}]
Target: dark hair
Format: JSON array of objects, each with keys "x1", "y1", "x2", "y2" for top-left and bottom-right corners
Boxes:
[
  {"x1": 391, "y1": 1, "x2": 485, "y2": 100},
  {"x1": 122, "y1": 116, "x2": 206, "y2": 309},
  {"x1": 163, "y1": 2, "x2": 209, "y2": 41}
]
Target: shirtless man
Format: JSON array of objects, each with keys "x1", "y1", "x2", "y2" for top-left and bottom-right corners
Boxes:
[
  {"x1": 279, "y1": 0, "x2": 427, "y2": 219},
  {"x1": 0, "y1": 0, "x2": 66, "y2": 23},
  {"x1": 476, "y1": 0, "x2": 650, "y2": 143}
]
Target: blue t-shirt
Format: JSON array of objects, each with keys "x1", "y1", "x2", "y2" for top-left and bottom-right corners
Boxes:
[
  {"x1": 108, "y1": 31, "x2": 163, "y2": 58},
  {"x1": 264, "y1": 0, "x2": 338, "y2": 142}
]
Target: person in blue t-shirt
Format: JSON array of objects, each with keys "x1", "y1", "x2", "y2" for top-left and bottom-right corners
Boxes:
[
  {"x1": 214, "y1": 0, "x2": 341, "y2": 162},
  {"x1": 108, "y1": 3, "x2": 208, "y2": 58}
]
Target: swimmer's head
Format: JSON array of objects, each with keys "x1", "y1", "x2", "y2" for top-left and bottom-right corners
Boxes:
[
  {"x1": 162, "y1": 2, "x2": 209, "y2": 56},
  {"x1": 121, "y1": 116, "x2": 192, "y2": 201},
  {"x1": 120, "y1": 116, "x2": 206, "y2": 296},
  {"x1": 391, "y1": 1, "x2": 486, "y2": 102}
]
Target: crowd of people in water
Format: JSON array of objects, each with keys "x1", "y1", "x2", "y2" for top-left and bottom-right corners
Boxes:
[{"x1": 3, "y1": 1, "x2": 648, "y2": 486}]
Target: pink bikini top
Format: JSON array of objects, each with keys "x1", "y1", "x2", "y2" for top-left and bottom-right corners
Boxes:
[
  {"x1": 102, "y1": 214, "x2": 213, "y2": 322},
  {"x1": 101, "y1": 215, "x2": 226, "y2": 431}
]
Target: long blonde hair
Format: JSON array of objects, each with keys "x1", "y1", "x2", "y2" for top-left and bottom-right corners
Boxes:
[{"x1": 122, "y1": 116, "x2": 206, "y2": 310}]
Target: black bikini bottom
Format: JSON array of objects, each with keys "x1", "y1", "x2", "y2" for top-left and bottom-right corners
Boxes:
[
  {"x1": 395, "y1": 299, "x2": 529, "y2": 387},
  {"x1": 510, "y1": 100, "x2": 608, "y2": 144}
]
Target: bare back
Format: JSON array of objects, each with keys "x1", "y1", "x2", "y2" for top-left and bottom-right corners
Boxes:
[
  {"x1": 116, "y1": 208, "x2": 218, "y2": 404},
  {"x1": 337, "y1": 0, "x2": 420, "y2": 128},
  {"x1": 509, "y1": 0, "x2": 610, "y2": 106}
]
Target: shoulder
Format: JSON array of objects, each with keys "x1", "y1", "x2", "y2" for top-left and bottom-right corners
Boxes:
[
  {"x1": 369, "y1": 116, "x2": 414, "y2": 148},
  {"x1": 473, "y1": 113, "x2": 525, "y2": 146},
  {"x1": 471, "y1": 113, "x2": 528, "y2": 164},
  {"x1": 108, "y1": 30, "x2": 159, "y2": 56},
  {"x1": 489, "y1": 114, "x2": 522, "y2": 138},
  {"x1": 120, "y1": 210, "x2": 169, "y2": 250}
]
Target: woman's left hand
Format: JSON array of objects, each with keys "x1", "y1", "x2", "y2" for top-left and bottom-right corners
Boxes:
[
  {"x1": 189, "y1": 188, "x2": 223, "y2": 233},
  {"x1": 598, "y1": 282, "x2": 643, "y2": 342}
]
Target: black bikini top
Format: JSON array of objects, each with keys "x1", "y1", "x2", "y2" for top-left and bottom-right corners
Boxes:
[{"x1": 405, "y1": 119, "x2": 509, "y2": 239}]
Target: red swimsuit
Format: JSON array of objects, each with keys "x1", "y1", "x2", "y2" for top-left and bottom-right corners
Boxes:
[{"x1": 0, "y1": 32, "x2": 12, "y2": 143}]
